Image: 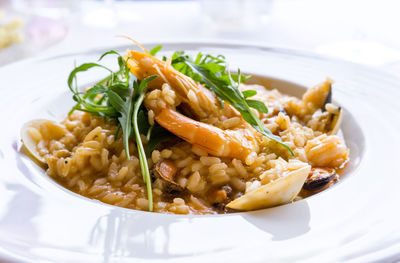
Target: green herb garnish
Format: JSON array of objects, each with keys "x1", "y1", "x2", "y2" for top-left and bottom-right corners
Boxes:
[
  {"x1": 169, "y1": 51, "x2": 294, "y2": 155},
  {"x1": 132, "y1": 90, "x2": 153, "y2": 211},
  {"x1": 108, "y1": 87, "x2": 135, "y2": 159},
  {"x1": 68, "y1": 50, "x2": 160, "y2": 211},
  {"x1": 149, "y1": 45, "x2": 163, "y2": 56},
  {"x1": 146, "y1": 123, "x2": 176, "y2": 155}
]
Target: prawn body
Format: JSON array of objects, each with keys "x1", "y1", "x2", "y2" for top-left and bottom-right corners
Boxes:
[
  {"x1": 126, "y1": 49, "x2": 256, "y2": 161},
  {"x1": 156, "y1": 108, "x2": 255, "y2": 161}
]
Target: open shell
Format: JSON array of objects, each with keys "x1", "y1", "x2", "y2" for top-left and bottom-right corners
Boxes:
[
  {"x1": 327, "y1": 107, "x2": 343, "y2": 135},
  {"x1": 21, "y1": 119, "x2": 67, "y2": 165},
  {"x1": 226, "y1": 164, "x2": 311, "y2": 211},
  {"x1": 319, "y1": 81, "x2": 343, "y2": 135},
  {"x1": 322, "y1": 81, "x2": 333, "y2": 107},
  {"x1": 303, "y1": 168, "x2": 336, "y2": 191},
  {"x1": 154, "y1": 160, "x2": 183, "y2": 191}
]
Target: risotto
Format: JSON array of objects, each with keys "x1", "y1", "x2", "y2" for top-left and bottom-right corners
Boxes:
[{"x1": 21, "y1": 43, "x2": 349, "y2": 214}]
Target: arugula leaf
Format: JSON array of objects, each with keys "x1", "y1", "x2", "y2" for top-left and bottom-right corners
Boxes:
[
  {"x1": 171, "y1": 52, "x2": 294, "y2": 155},
  {"x1": 138, "y1": 75, "x2": 158, "y2": 94},
  {"x1": 107, "y1": 90, "x2": 124, "y2": 112},
  {"x1": 146, "y1": 124, "x2": 176, "y2": 155},
  {"x1": 132, "y1": 75, "x2": 158, "y2": 212},
  {"x1": 109, "y1": 81, "x2": 130, "y2": 98},
  {"x1": 108, "y1": 88, "x2": 134, "y2": 159},
  {"x1": 98, "y1": 50, "x2": 120, "y2": 61},
  {"x1": 242, "y1": 90, "x2": 257, "y2": 98},
  {"x1": 149, "y1": 45, "x2": 162, "y2": 56},
  {"x1": 246, "y1": 99, "x2": 268, "y2": 113},
  {"x1": 67, "y1": 62, "x2": 117, "y2": 117},
  {"x1": 85, "y1": 85, "x2": 107, "y2": 96},
  {"x1": 67, "y1": 62, "x2": 112, "y2": 94},
  {"x1": 137, "y1": 109, "x2": 150, "y2": 135}
]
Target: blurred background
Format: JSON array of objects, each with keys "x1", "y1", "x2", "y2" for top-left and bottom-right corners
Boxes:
[{"x1": 1, "y1": 0, "x2": 400, "y2": 76}]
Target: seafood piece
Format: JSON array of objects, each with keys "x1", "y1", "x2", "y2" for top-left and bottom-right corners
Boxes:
[
  {"x1": 317, "y1": 81, "x2": 342, "y2": 135},
  {"x1": 285, "y1": 78, "x2": 342, "y2": 134},
  {"x1": 212, "y1": 189, "x2": 228, "y2": 203},
  {"x1": 126, "y1": 48, "x2": 256, "y2": 161},
  {"x1": 302, "y1": 78, "x2": 333, "y2": 113},
  {"x1": 126, "y1": 47, "x2": 258, "y2": 161},
  {"x1": 305, "y1": 134, "x2": 348, "y2": 167},
  {"x1": 211, "y1": 186, "x2": 235, "y2": 213},
  {"x1": 325, "y1": 105, "x2": 343, "y2": 135},
  {"x1": 305, "y1": 79, "x2": 343, "y2": 135},
  {"x1": 303, "y1": 168, "x2": 336, "y2": 191},
  {"x1": 21, "y1": 119, "x2": 68, "y2": 165},
  {"x1": 155, "y1": 107, "x2": 255, "y2": 161},
  {"x1": 154, "y1": 160, "x2": 182, "y2": 191},
  {"x1": 126, "y1": 50, "x2": 220, "y2": 118},
  {"x1": 226, "y1": 164, "x2": 311, "y2": 211},
  {"x1": 307, "y1": 104, "x2": 343, "y2": 135},
  {"x1": 211, "y1": 185, "x2": 232, "y2": 203}
]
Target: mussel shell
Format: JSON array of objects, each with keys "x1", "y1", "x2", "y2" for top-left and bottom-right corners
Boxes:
[
  {"x1": 154, "y1": 160, "x2": 183, "y2": 191},
  {"x1": 328, "y1": 107, "x2": 343, "y2": 135},
  {"x1": 212, "y1": 202, "x2": 236, "y2": 213},
  {"x1": 320, "y1": 82, "x2": 343, "y2": 135},
  {"x1": 322, "y1": 82, "x2": 332, "y2": 110},
  {"x1": 303, "y1": 168, "x2": 336, "y2": 191}
]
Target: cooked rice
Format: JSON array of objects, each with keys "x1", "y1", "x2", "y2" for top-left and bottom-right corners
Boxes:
[{"x1": 30, "y1": 81, "x2": 349, "y2": 214}]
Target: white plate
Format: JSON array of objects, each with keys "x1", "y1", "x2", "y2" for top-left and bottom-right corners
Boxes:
[{"x1": 1, "y1": 42, "x2": 400, "y2": 263}]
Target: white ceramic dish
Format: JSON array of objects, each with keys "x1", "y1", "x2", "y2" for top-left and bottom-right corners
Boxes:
[{"x1": 1, "y1": 42, "x2": 400, "y2": 263}]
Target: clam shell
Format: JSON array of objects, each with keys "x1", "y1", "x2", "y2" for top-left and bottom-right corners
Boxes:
[
  {"x1": 226, "y1": 164, "x2": 311, "y2": 211},
  {"x1": 21, "y1": 119, "x2": 67, "y2": 165}
]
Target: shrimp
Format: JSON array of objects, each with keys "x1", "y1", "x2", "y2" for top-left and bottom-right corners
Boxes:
[
  {"x1": 155, "y1": 107, "x2": 255, "y2": 161},
  {"x1": 125, "y1": 44, "x2": 256, "y2": 161},
  {"x1": 305, "y1": 134, "x2": 348, "y2": 167},
  {"x1": 126, "y1": 50, "x2": 220, "y2": 118}
]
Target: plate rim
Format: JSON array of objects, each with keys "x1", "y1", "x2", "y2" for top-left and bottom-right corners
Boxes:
[{"x1": 1, "y1": 40, "x2": 400, "y2": 263}]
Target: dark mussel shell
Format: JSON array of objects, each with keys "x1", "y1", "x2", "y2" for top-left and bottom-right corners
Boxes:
[
  {"x1": 303, "y1": 168, "x2": 336, "y2": 191},
  {"x1": 322, "y1": 82, "x2": 332, "y2": 110},
  {"x1": 327, "y1": 107, "x2": 342, "y2": 135},
  {"x1": 320, "y1": 82, "x2": 343, "y2": 135}
]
